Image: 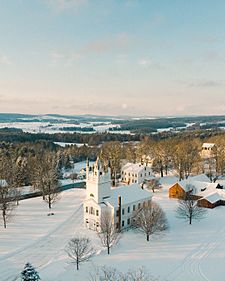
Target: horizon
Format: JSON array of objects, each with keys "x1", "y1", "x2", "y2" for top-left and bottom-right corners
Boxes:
[{"x1": 0, "y1": 0, "x2": 224, "y2": 116}]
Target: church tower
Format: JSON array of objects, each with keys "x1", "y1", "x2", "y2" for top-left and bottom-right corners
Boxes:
[{"x1": 86, "y1": 158, "x2": 111, "y2": 203}]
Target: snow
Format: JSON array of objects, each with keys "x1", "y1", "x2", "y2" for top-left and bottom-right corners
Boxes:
[
  {"x1": 106, "y1": 184, "x2": 152, "y2": 207},
  {"x1": 1, "y1": 176, "x2": 225, "y2": 281},
  {"x1": 202, "y1": 143, "x2": 215, "y2": 149}
]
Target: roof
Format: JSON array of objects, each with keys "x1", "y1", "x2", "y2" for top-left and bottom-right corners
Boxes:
[
  {"x1": 121, "y1": 163, "x2": 151, "y2": 174},
  {"x1": 198, "y1": 190, "x2": 225, "y2": 204},
  {"x1": 172, "y1": 174, "x2": 214, "y2": 195},
  {"x1": 104, "y1": 183, "x2": 152, "y2": 207},
  {"x1": 202, "y1": 143, "x2": 215, "y2": 148},
  {"x1": 0, "y1": 179, "x2": 8, "y2": 188}
]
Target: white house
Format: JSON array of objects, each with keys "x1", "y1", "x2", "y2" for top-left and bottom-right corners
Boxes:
[
  {"x1": 121, "y1": 162, "x2": 153, "y2": 184},
  {"x1": 83, "y1": 158, "x2": 152, "y2": 231},
  {"x1": 201, "y1": 143, "x2": 216, "y2": 159}
]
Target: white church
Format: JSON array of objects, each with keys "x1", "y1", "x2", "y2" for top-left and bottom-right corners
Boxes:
[{"x1": 83, "y1": 158, "x2": 152, "y2": 231}]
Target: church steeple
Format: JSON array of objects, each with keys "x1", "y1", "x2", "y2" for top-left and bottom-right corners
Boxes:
[{"x1": 86, "y1": 158, "x2": 111, "y2": 203}]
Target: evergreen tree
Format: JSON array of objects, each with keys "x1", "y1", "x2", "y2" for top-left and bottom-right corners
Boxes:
[{"x1": 21, "y1": 263, "x2": 41, "y2": 281}]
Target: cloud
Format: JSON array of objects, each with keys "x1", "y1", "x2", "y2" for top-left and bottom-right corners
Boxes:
[
  {"x1": 137, "y1": 59, "x2": 152, "y2": 66},
  {"x1": 188, "y1": 80, "x2": 225, "y2": 88},
  {"x1": 0, "y1": 55, "x2": 11, "y2": 65},
  {"x1": 82, "y1": 33, "x2": 133, "y2": 54},
  {"x1": 50, "y1": 51, "x2": 81, "y2": 66},
  {"x1": 45, "y1": 0, "x2": 87, "y2": 11}
]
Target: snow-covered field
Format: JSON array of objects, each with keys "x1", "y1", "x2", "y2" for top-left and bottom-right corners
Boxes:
[{"x1": 1, "y1": 176, "x2": 225, "y2": 281}]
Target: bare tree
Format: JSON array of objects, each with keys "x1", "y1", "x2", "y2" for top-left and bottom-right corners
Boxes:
[
  {"x1": 33, "y1": 153, "x2": 60, "y2": 210},
  {"x1": 176, "y1": 194, "x2": 207, "y2": 225},
  {"x1": 65, "y1": 236, "x2": 95, "y2": 270},
  {"x1": 0, "y1": 181, "x2": 15, "y2": 228},
  {"x1": 98, "y1": 210, "x2": 120, "y2": 254},
  {"x1": 89, "y1": 266, "x2": 157, "y2": 281},
  {"x1": 132, "y1": 201, "x2": 168, "y2": 241}
]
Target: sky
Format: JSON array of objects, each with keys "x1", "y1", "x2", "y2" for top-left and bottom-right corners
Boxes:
[{"x1": 0, "y1": 0, "x2": 224, "y2": 116}]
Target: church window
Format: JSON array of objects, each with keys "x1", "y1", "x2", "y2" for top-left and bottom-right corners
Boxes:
[{"x1": 90, "y1": 207, "x2": 94, "y2": 215}]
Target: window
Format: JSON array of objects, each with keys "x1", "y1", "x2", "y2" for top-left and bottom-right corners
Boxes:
[
  {"x1": 86, "y1": 219, "x2": 89, "y2": 223},
  {"x1": 116, "y1": 223, "x2": 119, "y2": 229},
  {"x1": 127, "y1": 218, "x2": 130, "y2": 225},
  {"x1": 122, "y1": 208, "x2": 125, "y2": 215},
  {"x1": 135, "y1": 174, "x2": 137, "y2": 177},
  {"x1": 133, "y1": 205, "x2": 135, "y2": 211},
  {"x1": 96, "y1": 210, "x2": 99, "y2": 216},
  {"x1": 116, "y1": 210, "x2": 119, "y2": 217},
  {"x1": 140, "y1": 174, "x2": 142, "y2": 177},
  {"x1": 149, "y1": 172, "x2": 151, "y2": 175},
  {"x1": 86, "y1": 206, "x2": 88, "y2": 213},
  {"x1": 122, "y1": 220, "x2": 124, "y2": 227},
  {"x1": 96, "y1": 222, "x2": 99, "y2": 227},
  {"x1": 90, "y1": 193, "x2": 94, "y2": 197},
  {"x1": 143, "y1": 201, "x2": 146, "y2": 207},
  {"x1": 145, "y1": 173, "x2": 146, "y2": 176},
  {"x1": 90, "y1": 207, "x2": 94, "y2": 215},
  {"x1": 127, "y1": 206, "x2": 130, "y2": 213},
  {"x1": 122, "y1": 171, "x2": 124, "y2": 175},
  {"x1": 138, "y1": 203, "x2": 141, "y2": 209}
]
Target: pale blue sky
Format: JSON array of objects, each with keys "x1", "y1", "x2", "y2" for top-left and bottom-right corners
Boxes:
[{"x1": 0, "y1": 0, "x2": 224, "y2": 116}]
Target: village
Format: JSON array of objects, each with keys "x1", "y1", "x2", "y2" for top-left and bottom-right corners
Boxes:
[{"x1": 0, "y1": 139, "x2": 225, "y2": 281}]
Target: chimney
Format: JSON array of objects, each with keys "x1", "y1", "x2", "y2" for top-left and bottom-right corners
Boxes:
[{"x1": 118, "y1": 196, "x2": 122, "y2": 232}]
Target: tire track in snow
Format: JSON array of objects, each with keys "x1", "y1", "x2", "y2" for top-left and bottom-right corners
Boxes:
[
  {"x1": 0, "y1": 202, "x2": 84, "y2": 281},
  {"x1": 166, "y1": 226, "x2": 225, "y2": 281}
]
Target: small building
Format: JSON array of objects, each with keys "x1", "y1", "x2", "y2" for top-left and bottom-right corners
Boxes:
[
  {"x1": 197, "y1": 192, "x2": 225, "y2": 209},
  {"x1": 169, "y1": 174, "x2": 211, "y2": 199},
  {"x1": 121, "y1": 162, "x2": 153, "y2": 185},
  {"x1": 83, "y1": 159, "x2": 152, "y2": 231},
  {"x1": 201, "y1": 143, "x2": 216, "y2": 159}
]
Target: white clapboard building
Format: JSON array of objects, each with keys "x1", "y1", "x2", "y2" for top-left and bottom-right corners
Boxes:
[
  {"x1": 121, "y1": 162, "x2": 153, "y2": 184},
  {"x1": 83, "y1": 158, "x2": 152, "y2": 231}
]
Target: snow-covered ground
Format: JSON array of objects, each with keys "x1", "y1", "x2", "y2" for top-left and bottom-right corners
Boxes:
[{"x1": 1, "y1": 176, "x2": 225, "y2": 281}]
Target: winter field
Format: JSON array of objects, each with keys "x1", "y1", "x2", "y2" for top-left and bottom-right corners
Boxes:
[{"x1": 1, "y1": 176, "x2": 225, "y2": 281}]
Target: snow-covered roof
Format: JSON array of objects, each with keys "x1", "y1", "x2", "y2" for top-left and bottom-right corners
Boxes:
[
  {"x1": 173, "y1": 174, "x2": 216, "y2": 195},
  {"x1": 190, "y1": 174, "x2": 211, "y2": 182},
  {"x1": 199, "y1": 192, "x2": 221, "y2": 204},
  {"x1": 121, "y1": 163, "x2": 151, "y2": 174},
  {"x1": 104, "y1": 183, "x2": 152, "y2": 207},
  {"x1": 202, "y1": 143, "x2": 215, "y2": 148},
  {"x1": 0, "y1": 179, "x2": 8, "y2": 187}
]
